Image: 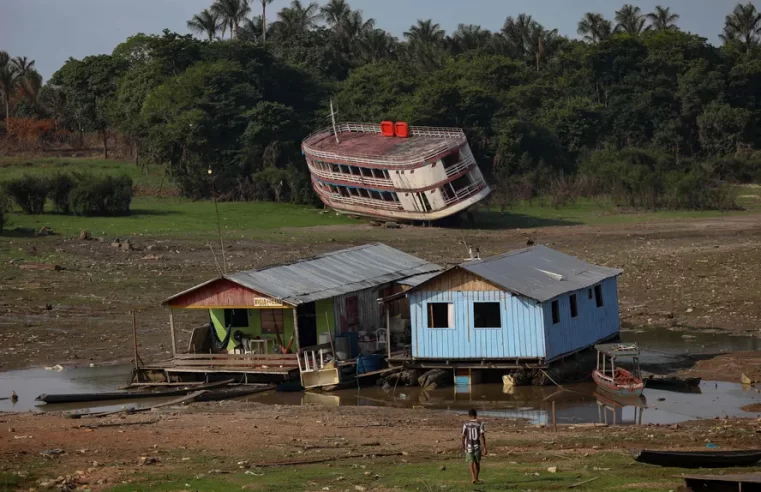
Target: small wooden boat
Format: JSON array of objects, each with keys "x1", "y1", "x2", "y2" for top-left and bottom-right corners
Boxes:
[
  {"x1": 632, "y1": 449, "x2": 761, "y2": 468},
  {"x1": 36, "y1": 379, "x2": 234, "y2": 404},
  {"x1": 593, "y1": 344, "x2": 644, "y2": 397}
]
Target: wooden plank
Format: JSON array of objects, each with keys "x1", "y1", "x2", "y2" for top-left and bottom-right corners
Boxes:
[
  {"x1": 166, "y1": 367, "x2": 296, "y2": 375},
  {"x1": 568, "y1": 477, "x2": 599, "y2": 489},
  {"x1": 174, "y1": 353, "x2": 298, "y2": 361},
  {"x1": 169, "y1": 310, "x2": 177, "y2": 356},
  {"x1": 169, "y1": 360, "x2": 299, "y2": 367},
  {"x1": 356, "y1": 366, "x2": 402, "y2": 379},
  {"x1": 421, "y1": 267, "x2": 501, "y2": 293}
]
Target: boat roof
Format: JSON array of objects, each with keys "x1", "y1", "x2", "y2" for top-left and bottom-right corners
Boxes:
[
  {"x1": 595, "y1": 343, "x2": 639, "y2": 357},
  {"x1": 302, "y1": 123, "x2": 466, "y2": 166},
  {"x1": 163, "y1": 243, "x2": 442, "y2": 306}
]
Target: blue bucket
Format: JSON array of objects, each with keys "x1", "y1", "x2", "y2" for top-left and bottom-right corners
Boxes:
[{"x1": 356, "y1": 354, "x2": 382, "y2": 375}]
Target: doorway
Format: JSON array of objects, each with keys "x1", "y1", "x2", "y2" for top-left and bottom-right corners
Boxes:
[{"x1": 297, "y1": 302, "x2": 318, "y2": 348}]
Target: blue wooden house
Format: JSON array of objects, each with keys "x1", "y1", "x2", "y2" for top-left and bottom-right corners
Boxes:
[{"x1": 389, "y1": 245, "x2": 622, "y2": 367}]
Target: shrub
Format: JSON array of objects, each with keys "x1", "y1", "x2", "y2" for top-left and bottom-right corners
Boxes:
[
  {"x1": 48, "y1": 173, "x2": 77, "y2": 213},
  {"x1": 68, "y1": 175, "x2": 134, "y2": 216},
  {"x1": 2, "y1": 175, "x2": 49, "y2": 214}
]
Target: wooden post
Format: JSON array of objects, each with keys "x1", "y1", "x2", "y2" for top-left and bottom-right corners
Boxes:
[
  {"x1": 552, "y1": 401, "x2": 557, "y2": 432},
  {"x1": 132, "y1": 310, "x2": 140, "y2": 370},
  {"x1": 169, "y1": 309, "x2": 177, "y2": 356},
  {"x1": 293, "y1": 307, "x2": 301, "y2": 351},
  {"x1": 324, "y1": 312, "x2": 336, "y2": 357},
  {"x1": 386, "y1": 308, "x2": 391, "y2": 360}
]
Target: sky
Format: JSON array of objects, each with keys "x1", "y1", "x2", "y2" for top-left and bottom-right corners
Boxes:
[{"x1": 0, "y1": 0, "x2": 757, "y2": 80}]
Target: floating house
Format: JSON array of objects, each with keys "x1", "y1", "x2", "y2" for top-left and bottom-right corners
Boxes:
[
  {"x1": 384, "y1": 245, "x2": 622, "y2": 375},
  {"x1": 302, "y1": 122, "x2": 491, "y2": 222},
  {"x1": 135, "y1": 244, "x2": 441, "y2": 384}
]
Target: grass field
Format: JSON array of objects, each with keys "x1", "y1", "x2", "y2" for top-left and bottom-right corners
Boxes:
[
  {"x1": 1, "y1": 157, "x2": 760, "y2": 237},
  {"x1": 100, "y1": 451, "x2": 717, "y2": 492}
]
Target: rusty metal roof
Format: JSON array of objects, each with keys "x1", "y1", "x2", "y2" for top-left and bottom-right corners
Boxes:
[
  {"x1": 460, "y1": 245, "x2": 622, "y2": 302},
  {"x1": 164, "y1": 243, "x2": 442, "y2": 306}
]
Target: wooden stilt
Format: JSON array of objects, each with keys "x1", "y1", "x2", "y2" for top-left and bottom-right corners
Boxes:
[
  {"x1": 132, "y1": 310, "x2": 140, "y2": 370},
  {"x1": 169, "y1": 309, "x2": 177, "y2": 356},
  {"x1": 386, "y1": 308, "x2": 391, "y2": 360},
  {"x1": 552, "y1": 401, "x2": 557, "y2": 432},
  {"x1": 293, "y1": 307, "x2": 301, "y2": 351}
]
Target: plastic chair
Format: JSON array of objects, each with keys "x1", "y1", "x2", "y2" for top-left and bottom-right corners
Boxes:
[{"x1": 376, "y1": 328, "x2": 387, "y2": 350}]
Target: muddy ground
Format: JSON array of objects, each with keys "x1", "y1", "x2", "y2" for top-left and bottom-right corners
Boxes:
[
  {"x1": 2, "y1": 403, "x2": 761, "y2": 491},
  {"x1": 1, "y1": 215, "x2": 761, "y2": 375}
]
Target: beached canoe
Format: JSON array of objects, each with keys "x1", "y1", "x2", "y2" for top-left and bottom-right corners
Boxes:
[
  {"x1": 36, "y1": 379, "x2": 235, "y2": 404},
  {"x1": 631, "y1": 449, "x2": 761, "y2": 468}
]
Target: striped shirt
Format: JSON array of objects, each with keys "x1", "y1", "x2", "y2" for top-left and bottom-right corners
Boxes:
[{"x1": 462, "y1": 420, "x2": 485, "y2": 452}]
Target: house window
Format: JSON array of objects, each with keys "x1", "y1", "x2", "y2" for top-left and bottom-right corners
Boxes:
[
  {"x1": 260, "y1": 309, "x2": 284, "y2": 335},
  {"x1": 569, "y1": 294, "x2": 578, "y2": 318},
  {"x1": 594, "y1": 285, "x2": 604, "y2": 308},
  {"x1": 224, "y1": 309, "x2": 248, "y2": 328},
  {"x1": 474, "y1": 302, "x2": 501, "y2": 328},
  {"x1": 588, "y1": 288, "x2": 593, "y2": 300},
  {"x1": 427, "y1": 302, "x2": 453, "y2": 328},
  {"x1": 551, "y1": 300, "x2": 560, "y2": 325}
]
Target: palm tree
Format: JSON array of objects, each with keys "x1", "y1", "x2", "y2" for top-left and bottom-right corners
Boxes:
[
  {"x1": 647, "y1": 6, "x2": 680, "y2": 31},
  {"x1": 356, "y1": 29, "x2": 396, "y2": 63},
  {"x1": 187, "y1": 9, "x2": 221, "y2": 41},
  {"x1": 720, "y1": 2, "x2": 761, "y2": 47},
  {"x1": 501, "y1": 14, "x2": 538, "y2": 56},
  {"x1": 615, "y1": 4, "x2": 649, "y2": 36},
  {"x1": 0, "y1": 52, "x2": 20, "y2": 130},
  {"x1": 404, "y1": 19, "x2": 446, "y2": 48},
  {"x1": 271, "y1": 0, "x2": 321, "y2": 40},
  {"x1": 11, "y1": 56, "x2": 35, "y2": 74},
  {"x1": 577, "y1": 12, "x2": 613, "y2": 43},
  {"x1": 320, "y1": 0, "x2": 351, "y2": 28},
  {"x1": 449, "y1": 24, "x2": 492, "y2": 54},
  {"x1": 258, "y1": 0, "x2": 275, "y2": 44},
  {"x1": 211, "y1": 0, "x2": 251, "y2": 38},
  {"x1": 20, "y1": 69, "x2": 43, "y2": 110}
]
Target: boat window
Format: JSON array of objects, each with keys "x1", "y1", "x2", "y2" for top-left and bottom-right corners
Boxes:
[
  {"x1": 382, "y1": 192, "x2": 394, "y2": 202},
  {"x1": 359, "y1": 188, "x2": 370, "y2": 198},
  {"x1": 551, "y1": 300, "x2": 560, "y2": 324},
  {"x1": 442, "y1": 150, "x2": 461, "y2": 169},
  {"x1": 427, "y1": 303, "x2": 454, "y2": 328},
  {"x1": 331, "y1": 163, "x2": 341, "y2": 173},
  {"x1": 442, "y1": 184, "x2": 455, "y2": 201},
  {"x1": 370, "y1": 190, "x2": 382, "y2": 200},
  {"x1": 391, "y1": 192, "x2": 400, "y2": 202},
  {"x1": 361, "y1": 167, "x2": 373, "y2": 177},
  {"x1": 339, "y1": 187, "x2": 350, "y2": 198},
  {"x1": 383, "y1": 170, "x2": 391, "y2": 179},
  {"x1": 224, "y1": 309, "x2": 249, "y2": 328},
  {"x1": 349, "y1": 188, "x2": 359, "y2": 196},
  {"x1": 450, "y1": 174, "x2": 472, "y2": 192},
  {"x1": 570, "y1": 294, "x2": 578, "y2": 318},
  {"x1": 260, "y1": 309, "x2": 284, "y2": 334},
  {"x1": 595, "y1": 285, "x2": 604, "y2": 308},
  {"x1": 372, "y1": 168, "x2": 385, "y2": 179},
  {"x1": 473, "y1": 302, "x2": 501, "y2": 328}
]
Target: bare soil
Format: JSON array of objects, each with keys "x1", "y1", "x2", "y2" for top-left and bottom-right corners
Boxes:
[
  {"x1": 1, "y1": 404, "x2": 760, "y2": 491},
  {"x1": 2, "y1": 214, "x2": 761, "y2": 376}
]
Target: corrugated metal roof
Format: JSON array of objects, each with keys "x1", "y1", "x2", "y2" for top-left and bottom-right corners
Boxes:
[
  {"x1": 396, "y1": 272, "x2": 440, "y2": 287},
  {"x1": 164, "y1": 243, "x2": 441, "y2": 306},
  {"x1": 460, "y1": 245, "x2": 622, "y2": 303}
]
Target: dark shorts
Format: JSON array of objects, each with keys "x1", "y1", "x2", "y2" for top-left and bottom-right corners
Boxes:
[{"x1": 465, "y1": 451, "x2": 482, "y2": 463}]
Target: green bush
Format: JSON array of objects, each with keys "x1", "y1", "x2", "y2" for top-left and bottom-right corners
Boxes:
[
  {"x1": 68, "y1": 175, "x2": 134, "y2": 216},
  {"x1": 0, "y1": 193, "x2": 7, "y2": 234},
  {"x1": 48, "y1": 172, "x2": 77, "y2": 213},
  {"x1": 2, "y1": 175, "x2": 49, "y2": 214}
]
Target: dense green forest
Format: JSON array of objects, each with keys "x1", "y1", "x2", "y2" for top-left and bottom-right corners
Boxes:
[{"x1": 4, "y1": 0, "x2": 761, "y2": 210}]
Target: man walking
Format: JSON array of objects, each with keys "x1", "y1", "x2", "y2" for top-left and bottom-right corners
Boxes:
[{"x1": 462, "y1": 408, "x2": 487, "y2": 484}]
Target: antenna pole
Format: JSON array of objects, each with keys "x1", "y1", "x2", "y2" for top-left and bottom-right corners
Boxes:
[
  {"x1": 209, "y1": 168, "x2": 228, "y2": 274},
  {"x1": 330, "y1": 100, "x2": 340, "y2": 144}
]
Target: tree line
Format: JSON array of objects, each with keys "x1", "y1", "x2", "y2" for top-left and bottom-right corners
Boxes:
[{"x1": 3, "y1": 1, "x2": 761, "y2": 210}]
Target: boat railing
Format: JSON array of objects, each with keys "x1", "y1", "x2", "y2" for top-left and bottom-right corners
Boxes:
[
  {"x1": 445, "y1": 155, "x2": 477, "y2": 178},
  {"x1": 319, "y1": 191, "x2": 405, "y2": 211},
  {"x1": 308, "y1": 164, "x2": 393, "y2": 188},
  {"x1": 302, "y1": 123, "x2": 466, "y2": 168},
  {"x1": 444, "y1": 180, "x2": 487, "y2": 205}
]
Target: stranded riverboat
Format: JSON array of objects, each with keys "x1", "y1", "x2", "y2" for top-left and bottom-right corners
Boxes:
[
  {"x1": 302, "y1": 121, "x2": 491, "y2": 222},
  {"x1": 593, "y1": 343, "x2": 644, "y2": 398}
]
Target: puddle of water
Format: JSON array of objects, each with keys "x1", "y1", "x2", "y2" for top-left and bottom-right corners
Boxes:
[
  {"x1": 0, "y1": 364, "x2": 136, "y2": 413},
  {"x1": 242, "y1": 381, "x2": 761, "y2": 426}
]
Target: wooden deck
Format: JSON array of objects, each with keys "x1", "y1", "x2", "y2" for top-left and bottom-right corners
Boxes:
[{"x1": 136, "y1": 353, "x2": 300, "y2": 384}]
